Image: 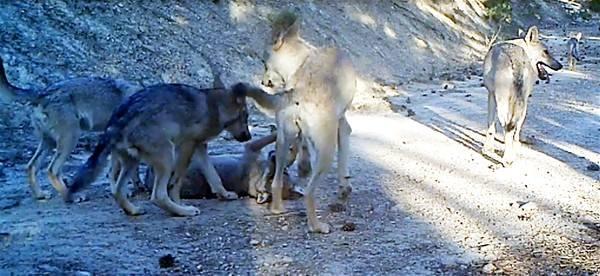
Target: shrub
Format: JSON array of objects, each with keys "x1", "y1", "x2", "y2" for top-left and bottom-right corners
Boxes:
[{"x1": 484, "y1": 0, "x2": 512, "y2": 23}]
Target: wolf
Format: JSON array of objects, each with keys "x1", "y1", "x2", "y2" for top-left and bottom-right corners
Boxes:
[
  {"x1": 0, "y1": 56, "x2": 142, "y2": 200},
  {"x1": 566, "y1": 32, "x2": 582, "y2": 71},
  {"x1": 142, "y1": 133, "x2": 304, "y2": 204},
  {"x1": 65, "y1": 82, "x2": 254, "y2": 216},
  {"x1": 482, "y1": 26, "x2": 562, "y2": 166},
  {"x1": 243, "y1": 11, "x2": 357, "y2": 233}
]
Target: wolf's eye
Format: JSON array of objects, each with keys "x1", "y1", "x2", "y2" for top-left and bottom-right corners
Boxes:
[{"x1": 543, "y1": 50, "x2": 549, "y2": 55}]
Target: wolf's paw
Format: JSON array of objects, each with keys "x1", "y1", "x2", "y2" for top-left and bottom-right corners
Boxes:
[
  {"x1": 270, "y1": 203, "x2": 286, "y2": 214},
  {"x1": 34, "y1": 190, "x2": 52, "y2": 200},
  {"x1": 72, "y1": 194, "x2": 89, "y2": 203},
  {"x1": 481, "y1": 146, "x2": 495, "y2": 157},
  {"x1": 124, "y1": 206, "x2": 146, "y2": 216},
  {"x1": 501, "y1": 157, "x2": 515, "y2": 167},
  {"x1": 218, "y1": 191, "x2": 238, "y2": 201},
  {"x1": 308, "y1": 221, "x2": 331, "y2": 234},
  {"x1": 177, "y1": 206, "x2": 200, "y2": 217}
]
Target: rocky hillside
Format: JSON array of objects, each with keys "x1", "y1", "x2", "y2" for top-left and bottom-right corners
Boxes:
[
  {"x1": 0, "y1": 1, "x2": 492, "y2": 107},
  {"x1": 0, "y1": 0, "x2": 585, "y2": 125}
]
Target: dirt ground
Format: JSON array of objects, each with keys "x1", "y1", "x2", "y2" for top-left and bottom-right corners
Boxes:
[{"x1": 1, "y1": 12, "x2": 600, "y2": 276}]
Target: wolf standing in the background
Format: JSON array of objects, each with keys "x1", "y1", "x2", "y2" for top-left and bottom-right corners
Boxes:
[
  {"x1": 482, "y1": 26, "x2": 563, "y2": 166},
  {"x1": 0, "y1": 56, "x2": 142, "y2": 200},
  {"x1": 566, "y1": 32, "x2": 583, "y2": 71}
]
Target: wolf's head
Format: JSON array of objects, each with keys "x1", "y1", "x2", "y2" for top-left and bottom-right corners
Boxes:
[
  {"x1": 253, "y1": 149, "x2": 304, "y2": 204},
  {"x1": 221, "y1": 83, "x2": 252, "y2": 142},
  {"x1": 261, "y1": 11, "x2": 311, "y2": 89},
  {"x1": 522, "y1": 26, "x2": 563, "y2": 80}
]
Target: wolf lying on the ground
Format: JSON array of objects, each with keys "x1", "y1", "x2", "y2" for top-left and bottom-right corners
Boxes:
[
  {"x1": 0, "y1": 56, "x2": 142, "y2": 200},
  {"x1": 245, "y1": 11, "x2": 358, "y2": 233},
  {"x1": 482, "y1": 26, "x2": 562, "y2": 166},
  {"x1": 66, "y1": 82, "x2": 256, "y2": 216},
  {"x1": 142, "y1": 133, "x2": 304, "y2": 203}
]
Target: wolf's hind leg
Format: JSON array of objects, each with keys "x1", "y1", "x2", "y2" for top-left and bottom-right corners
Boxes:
[
  {"x1": 27, "y1": 139, "x2": 51, "y2": 199},
  {"x1": 47, "y1": 130, "x2": 79, "y2": 199},
  {"x1": 329, "y1": 116, "x2": 352, "y2": 212},
  {"x1": 168, "y1": 141, "x2": 196, "y2": 204},
  {"x1": 149, "y1": 145, "x2": 200, "y2": 217},
  {"x1": 482, "y1": 92, "x2": 497, "y2": 157},
  {"x1": 113, "y1": 156, "x2": 144, "y2": 216}
]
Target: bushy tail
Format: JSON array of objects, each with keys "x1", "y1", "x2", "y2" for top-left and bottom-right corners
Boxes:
[
  {"x1": 0, "y1": 57, "x2": 36, "y2": 103},
  {"x1": 65, "y1": 132, "x2": 114, "y2": 200}
]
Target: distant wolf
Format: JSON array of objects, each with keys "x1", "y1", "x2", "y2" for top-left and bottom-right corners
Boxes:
[
  {"x1": 482, "y1": 26, "x2": 562, "y2": 166},
  {"x1": 0, "y1": 57, "x2": 142, "y2": 200},
  {"x1": 566, "y1": 32, "x2": 582, "y2": 71},
  {"x1": 143, "y1": 133, "x2": 304, "y2": 204},
  {"x1": 244, "y1": 11, "x2": 357, "y2": 233},
  {"x1": 66, "y1": 82, "x2": 254, "y2": 216}
]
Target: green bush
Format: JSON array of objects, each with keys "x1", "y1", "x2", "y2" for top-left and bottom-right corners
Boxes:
[
  {"x1": 484, "y1": 0, "x2": 512, "y2": 23},
  {"x1": 591, "y1": 0, "x2": 600, "y2": 12}
]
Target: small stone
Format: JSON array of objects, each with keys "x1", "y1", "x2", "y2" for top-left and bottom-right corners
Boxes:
[
  {"x1": 482, "y1": 263, "x2": 496, "y2": 274},
  {"x1": 75, "y1": 271, "x2": 92, "y2": 276},
  {"x1": 586, "y1": 163, "x2": 599, "y2": 171},
  {"x1": 407, "y1": 109, "x2": 416, "y2": 117},
  {"x1": 341, "y1": 222, "x2": 356, "y2": 232},
  {"x1": 159, "y1": 254, "x2": 175, "y2": 268},
  {"x1": 250, "y1": 239, "x2": 260, "y2": 246}
]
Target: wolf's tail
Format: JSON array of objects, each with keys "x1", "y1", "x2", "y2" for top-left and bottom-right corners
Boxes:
[
  {"x1": 0, "y1": 57, "x2": 36, "y2": 103},
  {"x1": 66, "y1": 130, "x2": 116, "y2": 200}
]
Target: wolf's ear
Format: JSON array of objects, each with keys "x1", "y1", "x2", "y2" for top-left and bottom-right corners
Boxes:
[
  {"x1": 271, "y1": 12, "x2": 299, "y2": 50},
  {"x1": 231, "y1": 82, "x2": 248, "y2": 104},
  {"x1": 525, "y1": 26, "x2": 539, "y2": 43}
]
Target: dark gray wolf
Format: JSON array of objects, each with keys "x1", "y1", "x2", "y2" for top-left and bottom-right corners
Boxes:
[
  {"x1": 0, "y1": 57, "x2": 141, "y2": 200},
  {"x1": 66, "y1": 82, "x2": 255, "y2": 216}
]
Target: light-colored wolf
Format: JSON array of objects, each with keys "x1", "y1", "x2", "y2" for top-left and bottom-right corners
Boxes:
[
  {"x1": 566, "y1": 32, "x2": 582, "y2": 71},
  {"x1": 0, "y1": 57, "x2": 142, "y2": 200},
  {"x1": 482, "y1": 26, "x2": 562, "y2": 166},
  {"x1": 143, "y1": 133, "x2": 304, "y2": 203},
  {"x1": 66, "y1": 82, "x2": 255, "y2": 216},
  {"x1": 244, "y1": 12, "x2": 357, "y2": 233}
]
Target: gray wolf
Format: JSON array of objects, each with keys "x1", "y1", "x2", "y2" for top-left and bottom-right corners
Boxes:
[
  {"x1": 66, "y1": 82, "x2": 253, "y2": 217},
  {"x1": 566, "y1": 32, "x2": 582, "y2": 71},
  {"x1": 482, "y1": 26, "x2": 562, "y2": 166},
  {"x1": 0, "y1": 56, "x2": 142, "y2": 200},
  {"x1": 143, "y1": 133, "x2": 304, "y2": 204},
  {"x1": 245, "y1": 11, "x2": 357, "y2": 233}
]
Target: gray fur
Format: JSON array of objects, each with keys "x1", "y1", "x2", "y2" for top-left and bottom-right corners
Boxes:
[
  {"x1": 67, "y1": 82, "x2": 253, "y2": 217},
  {"x1": 143, "y1": 133, "x2": 303, "y2": 203},
  {"x1": 0, "y1": 56, "x2": 142, "y2": 200}
]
